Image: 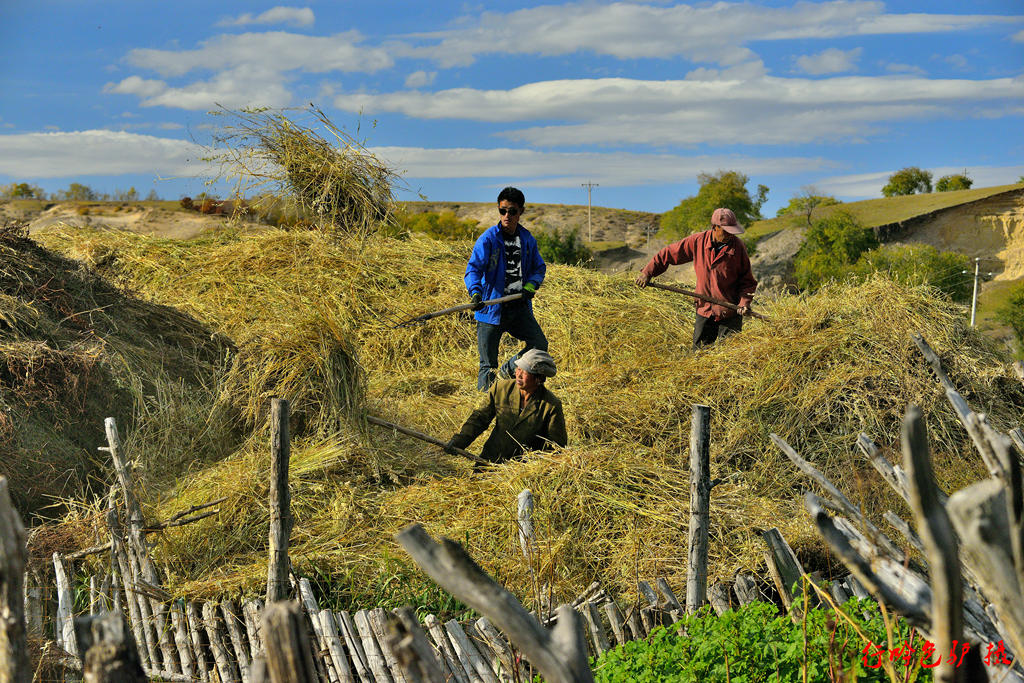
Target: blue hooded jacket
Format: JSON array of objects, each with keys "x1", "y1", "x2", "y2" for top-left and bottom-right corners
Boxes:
[{"x1": 465, "y1": 223, "x2": 546, "y2": 325}]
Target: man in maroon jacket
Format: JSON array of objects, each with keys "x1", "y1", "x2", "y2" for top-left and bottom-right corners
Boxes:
[{"x1": 635, "y1": 207, "x2": 758, "y2": 349}]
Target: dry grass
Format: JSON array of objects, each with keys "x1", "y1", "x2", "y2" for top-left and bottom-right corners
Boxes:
[
  {"x1": 208, "y1": 106, "x2": 400, "y2": 236},
  {"x1": 35, "y1": 223, "x2": 1024, "y2": 615},
  {"x1": 0, "y1": 221, "x2": 232, "y2": 517}
]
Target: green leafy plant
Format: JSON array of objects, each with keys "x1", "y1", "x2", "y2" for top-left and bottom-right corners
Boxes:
[
  {"x1": 995, "y1": 279, "x2": 1024, "y2": 356},
  {"x1": 535, "y1": 226, "x2": 592, "y2": 265},
  {"x1": 935, "y1": 173, "x2": 973, "y2": 192},
  {"x1": 593, "y1": 597, "x2": 931, "y2": 683},
  {"x1": 882, "y1": 167, "x2": 933, "y2": 197},
  {"x1": 395, "y1": 210, "x2": 480, "y2": 240},
  {"x1": 794, "y1": 210, "x2": 879, "y2": 290},
  {"x1": 849, "y1": 244, "x2": 973, "y2": 303}
]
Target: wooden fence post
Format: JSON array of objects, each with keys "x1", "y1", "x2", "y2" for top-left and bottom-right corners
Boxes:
[
  {"x1": 53, "y1": 552, "x2": 79, "y2": 658},
  {"x1": 267, "y1": 398, "x2": 292, "y2": 604},
  {"x1": 396, "y1": 523, "x2": 594, "y2": 683},
  {"x1": 74, "y1": 611, "x2": 147, "y2": 683},
  {"x1": 517, "y1": 489, "x2": 535, "y2": 561},
  {"x1": 0, "y1": 476, "x2": 30, "y2": 683},
  {"x1": 260, "y1": 602, "x2": 318, "y2": 683},
  {"x1": 686, "y1": 404, "x2": 711, "y2": 614}
]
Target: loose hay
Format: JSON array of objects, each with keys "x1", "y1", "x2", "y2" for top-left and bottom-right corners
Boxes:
[
  {"x1": 0, "y1": 223, "x2": 233, "y2": 516},
  {"x1": 208, "y1": 106, "x2": 400, "y2": 236},
  {"x1": 35, "y1": 225, "x2": 1024, "y2": 616}
]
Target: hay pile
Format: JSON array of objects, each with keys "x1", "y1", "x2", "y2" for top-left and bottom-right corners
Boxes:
[
  {"x1": 36, "y1": 223, "x2": 1024, "y2": 613},
  {"x1": 209, "y1": 106, "x2": 400, "y2": 235},
  {"x1": 0, "y1": 222, "x2": 233, "y2": 518}
]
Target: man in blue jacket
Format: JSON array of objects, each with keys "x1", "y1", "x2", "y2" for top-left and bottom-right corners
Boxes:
[{"x1": 465, "y1": 186, "x2": 548, "y2": 390}]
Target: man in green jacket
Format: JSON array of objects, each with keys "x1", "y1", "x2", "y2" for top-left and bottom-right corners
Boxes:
[{"x1": 446, "y1": 349, "x2": 567, "y2": 466}]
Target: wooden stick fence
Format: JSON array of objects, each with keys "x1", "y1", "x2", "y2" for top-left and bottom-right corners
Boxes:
[{"x1": 5, "y1": 362, "x2": 1024, "y2": 683}]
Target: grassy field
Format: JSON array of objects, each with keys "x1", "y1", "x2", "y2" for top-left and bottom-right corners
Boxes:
[
  {"x1": 27, "y1": 223, "x2": 1022, "y2": 618},
  {"x1": 746, "y1": 183, "x2": 1023, "y2": 240}
]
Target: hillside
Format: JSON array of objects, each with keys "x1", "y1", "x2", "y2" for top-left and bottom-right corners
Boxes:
[{"x1": 29, "y1": 224, "x2": 1023, "y2": 613}]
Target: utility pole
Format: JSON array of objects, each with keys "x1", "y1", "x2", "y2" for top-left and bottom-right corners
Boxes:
[
  {"x1": 581, "y1": 182, "x2": 598, "y2": 242},
  {"x1": 970, "y1": 257, "x2": 980, "y2": 327}
]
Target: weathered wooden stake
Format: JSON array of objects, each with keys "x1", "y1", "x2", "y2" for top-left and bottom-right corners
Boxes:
[
  {"x1": 0, "y1": 477, "x2": 30, "y2": 683},
  {"x1": 601, "y1": 602, "x2": 627, "y2": 647},
  {"x1": 352, "y1": 610, "x2": 394, "y2": 683},
  {"x1": 422, "y1": 614, "x2": 466, "y2": 683},
  {"x1": 75, "y1": 611, "x2": 147, "y2": 683},
  {"x1": 53, "y1": 552, "x2": 79, "y2": 658},
  {"x1": 732, "y1": 574, "x2": 759, "y2": 607},
  {"x1": 338, "y1": 611, "x2": 376, "y2": 683},
  {"x1": 318, "y1": 610, "x2": 355, "y2": 683},
  {"x1": 517, "y1": 489, "x2": 535, "y2": 561},
  {"x1": 204, "y1": 601, "x2": 241, "y2": 683},
  {"x1": 396, "y1": 523, "x2": 593, "y2": 683},
  {"x1": 445, "y1": 619, "x2": 498, "y2": 683},
  {"x1": 761, "y1": 528, "x2": 805, "y2": 609},
  {"x1": 260, "y1": 602, "x2": 319, "y2": 683},
  {"x1": 267, "y1": 398, "x2": 293, "y2": 604},
  {"x1": 686, "y1": 404, "x2": 711, "y2": 614},
  {"x1": 389, "y1": 608, "x2": 445, "y2": 683},
  {"x1": 185, "y1": 601, "x2": 212, "y2": 682},
  {"x1": 222, "y1": 599, "x2": 252, "y2": 683},
  {"x1": 902, "y1": 405, "x2": 964, "y2": 683}
]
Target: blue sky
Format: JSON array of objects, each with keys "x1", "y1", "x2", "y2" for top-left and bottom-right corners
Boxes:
[{"x1": 1, "y1": 0, "x2": 1022, "y2": 216}]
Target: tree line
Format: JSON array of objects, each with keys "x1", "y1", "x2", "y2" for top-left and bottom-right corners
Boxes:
[{"x1": 0, "y1": 181, "x2": 161, "y2": 201}]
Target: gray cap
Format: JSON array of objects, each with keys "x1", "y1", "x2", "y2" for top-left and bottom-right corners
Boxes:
[{"x1": 515, "y1": 349, "x2": 557, "y2": 377}]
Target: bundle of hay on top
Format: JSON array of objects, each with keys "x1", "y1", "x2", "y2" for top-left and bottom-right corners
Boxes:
[{"x1": 209, "y1": 105, "x2": 401, "y2": 235}]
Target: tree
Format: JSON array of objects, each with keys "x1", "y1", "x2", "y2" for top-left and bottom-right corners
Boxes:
[
  {"x1": 1, "y1": 182, "x2": 46, "y2": 199},
  {"x1": 145, "y1": 189, "x2": 160, "y2": 201},
  {"x1": 881, "y1": 167, "x2": 932, "y2": 197},
  {"x1": 56, "y1": 183, "x2": 97, "y2": 201},
  {"x1": 995, "y1": 280, "x2": 1024, "y2": 354},
  {"x1": 794, "y1": 210, "x2": 879, "y2": 289},
  {"x1": 776, "y1": 189, "x2": 841, "y2": 226},
  {"x1": 935, "y1": 173, "x2": 973, "y2": 192},
  {"x1": 113, "y1": 187, "x2": 139, "y2": 201},
  {"x1": 659, "y1": 170, "x2": 768, "y2": 240},
  {"x1": 850, "y1": 244, "x2": 972, "y2": 302}
]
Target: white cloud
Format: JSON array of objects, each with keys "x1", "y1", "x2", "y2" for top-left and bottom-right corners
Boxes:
[
  {"x1": 885, "y1": 63, "x2": 927, "y2": 75},
  {"x1": 944, "y1": 54, "x2": 969, "y2": 69},
  {"x1": 106, "y1": 66, "x2": 293, "y2": 110},
  {"x1": 370, "y1": 146, "x2": 834, "y2": 187},
  {"x1": 105, "y1": 76, "x2": 167, "y2": 98},
  {"x1": 401, "y1": 2, "x2": 1023, "y2": 68},
  {"x1": 404, "y1": 70, "x2": 436, "y2": 88},
  {"x1": 795, "y1": 48, "x2": 862, "y2": 75},
  {"x1": 125, "y1": 31, "x2": 392, "y2": 78},
  {"x1": 217, "y1": 7, "x2": 314, "y2": 28},
  {"x1": 0, "y1": 131, "x2": 208, "y2": 178},
  {"x1": 335, "y1": 75, "x2": 1024, "y2": 147}
]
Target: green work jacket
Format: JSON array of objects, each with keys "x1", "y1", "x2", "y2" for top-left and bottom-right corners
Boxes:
[{"x1": 451, "y1": 379, "x2": 567, "y2": 464}]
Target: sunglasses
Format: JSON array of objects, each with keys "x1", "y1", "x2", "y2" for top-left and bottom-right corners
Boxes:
[{"x1": 498, "y1": 207, "x2": 522, "y2": 216}]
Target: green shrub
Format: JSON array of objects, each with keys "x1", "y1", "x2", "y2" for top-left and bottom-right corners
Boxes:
[
  {"x1": 794, "y1": 211, "x2": 879, "y2": 290},
  {"x1": 935, "y1": 174, "x2": 973, "y2": 192},
  {"x1": 850, "y1": 244, "x2": 973, "y2": 303},
  {"x1": 593, "y1": 598, "x2": 931, "y2": 682},
  {"x1": 535, "y1": 226, "x2": 592, "y2": 265},
  {"x1": 995, "y1": 280, "x2": 1024, "y2": 353},
  {"x1": 395, "y1": 210, "x2": 480, "y2": 240}
]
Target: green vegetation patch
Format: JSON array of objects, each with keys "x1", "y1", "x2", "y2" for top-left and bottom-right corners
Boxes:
[{"x1": 594, "y1": 598, "x2": 931, "y2": 682}]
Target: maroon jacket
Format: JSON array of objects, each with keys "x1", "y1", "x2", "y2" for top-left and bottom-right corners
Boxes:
[{"x1": 642, "y1": 230, "x2": 757, "y2": 321}]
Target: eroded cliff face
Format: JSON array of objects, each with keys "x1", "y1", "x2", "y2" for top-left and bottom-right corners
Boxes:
[{"x1": 901, "y1": 189, "x2": 1024, "y2": 280}]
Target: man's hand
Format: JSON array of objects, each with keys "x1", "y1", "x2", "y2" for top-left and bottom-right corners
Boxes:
[
  {"x1": 737, "y1": 305, "x2": 750, "y2": 316},
  {"x1": 444, "y1": 437, "x2": 459, "y2": 454},
  {"x1": 635, "y1": 272, "x2": 651, "y2": 288},
  {"x1": 522, "y1": 282, "x2": 537, "y2": 299},
  {"x1": 470, "y1": 292, "x2": 484, "y2": 311}
]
